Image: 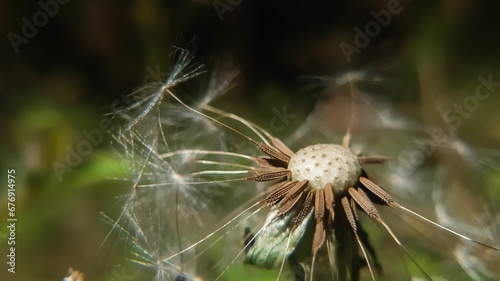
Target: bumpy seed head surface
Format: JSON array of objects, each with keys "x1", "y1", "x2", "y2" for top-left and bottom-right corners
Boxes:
[{"x1": 289, "y1": 144, "x2": 361, "y2": 194}]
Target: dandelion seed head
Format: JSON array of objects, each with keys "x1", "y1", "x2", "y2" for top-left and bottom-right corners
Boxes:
[
  {"x1": 107, "y1": 52, "x2": 500, "y2": 281},
  {"x1": 289, "y1": 144, "x2": 361, "y2": 193}
]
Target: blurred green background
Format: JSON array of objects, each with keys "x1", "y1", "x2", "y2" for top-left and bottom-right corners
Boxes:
[{"x1": 1, "y1": 1, "x2": 500, "y2": 280}]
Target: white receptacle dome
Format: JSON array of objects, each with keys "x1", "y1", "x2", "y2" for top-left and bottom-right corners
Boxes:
[{"x1": 288, "y1": 144, "x2": 361, "y2": 194}]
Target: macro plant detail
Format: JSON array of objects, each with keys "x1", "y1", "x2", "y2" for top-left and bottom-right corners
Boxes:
[{"x1": 108, "y1": 50, "x2": 500, "y2": 281}]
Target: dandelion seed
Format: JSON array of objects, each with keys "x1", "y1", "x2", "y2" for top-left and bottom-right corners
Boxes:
[
  {"x1": 113, "y1": 48, "x2": 204, "y2": 133},
  {"x1": 101, "y1": 211, "x2": 201, "y2": 281}
]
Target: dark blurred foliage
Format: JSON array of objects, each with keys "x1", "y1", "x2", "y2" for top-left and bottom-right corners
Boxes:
[{"x1": 0, "y1": 1, "x2": 499, "y2": 280}]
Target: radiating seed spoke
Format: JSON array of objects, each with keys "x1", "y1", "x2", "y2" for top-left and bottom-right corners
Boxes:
[
  {"x1": 359, "y1": 177, "x2": 394, "y2": 205},
  {"x1": 313, "y1": 219, "x2": 326, "y2": 256},
  {"x1": 314, "y1": 189, "x2": 325, "y2": 221},
  {"x1": 348, "y1": 187, "x2": 380, "y2": 219},
  {"x1": 357, "y1": 156, "x2": 388, "y2": 164},
  {"x1": 278, "y1": 191, "x2": 305, "y2": 216},
  {"x1": 249, "y1": 168, "x2": 290, "y2": 182},
  {"x1": 350, "y1": 197, "x2": 359, "y2": 220},
  {"x1": 253, "y1": 141, "x2": 290, "y2": 163},
  {"x1": 263, "y1": 181, "x2": 297, "y2": 205},
  {"x1": 342, "y1": 197, "x2": 357, "y2": 233},
  {"x1": 324, "y1": 184, "x2": 335, "y2": 223},
  {"x1": 292, "y1": 191, "x2": 314, "y2": 230},
  {"x1": 270, "y1": 136, "x2": 294, "y2": 157},
  {"x1": 281, "y1": 180, "x2": 308, "y2": 202}
]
